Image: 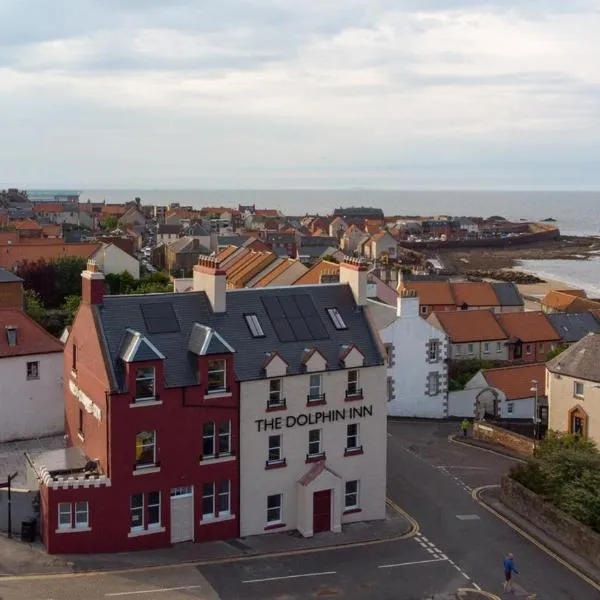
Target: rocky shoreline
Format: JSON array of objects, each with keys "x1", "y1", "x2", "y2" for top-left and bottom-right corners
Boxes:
[{"x1": 466, "y1": 269, "x2": 545, "y2": 284}]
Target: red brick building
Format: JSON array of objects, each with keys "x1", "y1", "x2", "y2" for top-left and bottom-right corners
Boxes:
[{"x1": 33, "y1": 261, "x2": 239, "y2": 553}]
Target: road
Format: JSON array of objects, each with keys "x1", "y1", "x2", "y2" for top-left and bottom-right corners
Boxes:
[{"x1": 1, "y1": 421, "x2": 598, "y2": 599}]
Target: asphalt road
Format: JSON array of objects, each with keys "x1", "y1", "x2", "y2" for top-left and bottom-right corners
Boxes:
[{"x1": 1, "y1": 420, "x2": 598, "y2": 599}]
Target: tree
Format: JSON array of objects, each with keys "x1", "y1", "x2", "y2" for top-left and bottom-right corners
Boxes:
[
  {"x1": 17, "y1": 259, "x2": 59, "y2": 307},
  {"x1": 105, "y1": 271, "x2": 137, "y2": 295},
  {"x1": 62, "y1": 295, "x2": 82, "y2": 326},
  {"x1": 547, "y1": 343, "x2": 569, "y2": 361},
  {"x1": 24, "y1": 289, "x2": 47, "y2": 324},
  {"x1": 54, "y1": 256, "x2": 88, "y2": 301},
  {"x1": 103, "y1": 215, "x2": 120, "y2": 230}
]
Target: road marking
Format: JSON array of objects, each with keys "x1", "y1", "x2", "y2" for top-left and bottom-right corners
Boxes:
[
  {"x1": 473, "y1": 582, "x2": 482, "y2": 591},
  {"x1": 242, "y1": 570, "x2": 337, "y2": 584},
  {"x1": 426, "y1": 548, "x2": 435, "y2": 554},
  {"x1": 456, "y1": 514, "x2": 481, "y2": 520},
  {"x1": 448, "y1": 435, "x2": 526, "y2": 464},
  {"x1": 437, "y1": 465, "x2": 490, "y2": 470},
  {"x1": 473, "y1": 485, "x2": 600, "y2": 593},
  {"x1": 378, "y1": 558, "x2": 447, "y2": 569},
  {"x1": 105, "y1": 585, "x2": 203, "y2": 596}
]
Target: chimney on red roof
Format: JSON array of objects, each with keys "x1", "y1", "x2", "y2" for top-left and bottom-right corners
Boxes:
[{"x1": 81, "y1": 260, "x2": 105, "y2": 305}]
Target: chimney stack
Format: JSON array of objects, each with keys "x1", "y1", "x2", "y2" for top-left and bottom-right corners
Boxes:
[
  {"x1": 339, "y1": 257, "x2": 367, "y2": 306},
  {"x1": 81, "y1": 260, "x2": 105, "y2": 305},
  {"x1": 397, "y1": 289, "x2": 419, "y2": 318},
  {"x1": 193, "y1": 256, "x2": 226, "y2": 313}
]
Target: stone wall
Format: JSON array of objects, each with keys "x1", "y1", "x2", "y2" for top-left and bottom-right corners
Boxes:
[
  {"x1": 473, "y1": 422, "x2": 535, "y2": 456},
  {"x1": 0, "y1": 488, "x2": 39, "y2": 536},
  {"x1": 501, "y1": 476, "x2": 600, "y2": 571}
]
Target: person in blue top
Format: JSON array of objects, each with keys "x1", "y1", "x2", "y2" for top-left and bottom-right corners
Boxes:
[{"x1": 503, "y1": 552, "x2": 519, "y2": 592}]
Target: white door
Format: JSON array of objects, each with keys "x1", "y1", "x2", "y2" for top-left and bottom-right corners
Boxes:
[{"x1": 170, "y1": 487, "x2": 194, "y2": 543}]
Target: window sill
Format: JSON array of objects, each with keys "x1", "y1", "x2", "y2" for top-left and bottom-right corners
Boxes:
[
  {"x1": 306, "y1": 453, "x2": 326, "y2": 464},
  {"x1": 264, "y1": 522, "x2": 286, "y2": 531},
  {"x1": 344, "y1": 446, "x2": 364, "y2": 457},
  {"x1": 265, "y1": 459, "x2": 287, "y2": 470},
  {"x1": 77, "y1": 433, "x2": 85, "y2": 442},
  {"x1": 133, "y1": 465, "x2": 161, "y2": 476},
  {"x1": 344, "y1": 394, "x2": 363, "y2": 402},
  {"x1": 266, "y1": 403, "x2": 287, "y2": 412},
  {"x1": 128, "y1": 526, "x2": 166, "y2": 538},
  {"x1": 343, "y1": 508, "x2": 362, "y2": 515},
  {"x1": 130, "y1": 399, "x2": 163, "y2": 408},
  {"x1": 204, "y1": 391, "x2": 232, "y2": 400},
  {"x1": 200, "y1": 513, "x2": 236, "y2": 526},
  {"x1": 200, "y1": 454, "x2": 236, "y2": 465},
  {"x1": 56, "y1": 526, "x2": 92, "y2": 534},
  {"x1": 306, "y1": 399, "x2": 326, "y2": 407}
]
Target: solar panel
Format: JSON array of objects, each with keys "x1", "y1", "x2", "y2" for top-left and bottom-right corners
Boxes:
[
  {"x1": 271, "y1": 318, "x2": 296, "y2": 342},
  {"x1": 289, "y1": 317, "x2": 312, "y2": 341},
  {"x1": 140, "y1": 303, "x2": 180, "y2": 334},
  {"x1": 305, "y1": 316, "x2": 328, "y2": 339},
  {"x1": 279, "y1": 295, "x2": 301, "y2": 318},
  {"x1": 295, "y1": 294, "x2": 318, "y2": 317},
  {"x1": 262, "y1": 296, "x2": 285, "y2": 319}
]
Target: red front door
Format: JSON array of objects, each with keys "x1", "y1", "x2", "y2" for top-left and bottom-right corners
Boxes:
[{"x1": 313, "y1": 490, "x2": 331, "y2": 533}]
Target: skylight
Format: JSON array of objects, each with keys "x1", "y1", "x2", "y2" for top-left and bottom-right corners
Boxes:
[
  {"x1": 326, "y1": 308, "x2": 347, "y2": 330},
  {"x1": 245, "y1": 314, "x2": 265, "y2": 338}
]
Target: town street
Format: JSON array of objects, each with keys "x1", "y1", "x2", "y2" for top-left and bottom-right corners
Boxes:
[{"x1": 1, "y1": 421, "x2": 598, "y2": 599}]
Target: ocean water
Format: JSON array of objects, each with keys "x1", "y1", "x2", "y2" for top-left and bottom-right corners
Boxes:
[{"x1": 76, "y1": 188, "x2": 600, "y2": 289}]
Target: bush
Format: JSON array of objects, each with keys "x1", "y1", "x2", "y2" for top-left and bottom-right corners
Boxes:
[{"x1": 510, "y1": 431, "x2": 600, "y2": 533}]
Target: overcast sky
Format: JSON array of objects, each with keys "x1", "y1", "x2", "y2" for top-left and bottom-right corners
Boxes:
[{"x1": 1, "y1": 1, "x2": 599, "y2": 189}]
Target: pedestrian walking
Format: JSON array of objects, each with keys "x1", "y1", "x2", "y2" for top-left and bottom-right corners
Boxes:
[
  {"x1": 503, "y1": 552, "x2": 519, "y2": 592},
  {"x1": 460, "y1": 418, "x2": 469, "y2": 438}
]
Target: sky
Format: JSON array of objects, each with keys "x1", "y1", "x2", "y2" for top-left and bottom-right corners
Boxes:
[{"x1": 1, "y1": 0, "x2": 599, "y2": 189}]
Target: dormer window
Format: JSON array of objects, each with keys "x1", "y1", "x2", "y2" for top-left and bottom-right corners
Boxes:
[
  {"x1": 135, "y1": 367, "x2": 156, "y2": 402},
  {"x1": 245, "y1": 314, "x2": 265, "y2": 337},
  {"x1": 207, "y1": 359, "x2": 227, "y2": 393},
  {"x1": 5, "y1": 326, "x2": 17, "y2": 347},
  {"x1": 326, "y1": 308, "x2": 347, "y2": 330}
]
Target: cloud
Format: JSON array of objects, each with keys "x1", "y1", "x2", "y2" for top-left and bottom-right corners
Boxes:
[{"x1": 0, "y1": 0, "x2": 599, "y2": 188}]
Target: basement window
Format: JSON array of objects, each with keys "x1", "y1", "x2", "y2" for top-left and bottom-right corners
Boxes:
[
  {"x1": 244, "y1": 314, "x2": 265, "y2": 337},
  {"x1": 326, "y1": 308, "x2": 347, "y2": 330}
]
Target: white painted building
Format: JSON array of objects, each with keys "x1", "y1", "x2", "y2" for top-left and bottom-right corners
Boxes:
[
  {"x1": 237, "y1": 259, "x2": 388, "y2": 537},
  {"x1": 368, "y1": 290, "x2": 449, "y2": 418},
  {"x1": 91, "y1": 243, "x2": 140, "y2": 278},
  {"x1": 0, "y1": 310, "x2": 64, "y2": 442}
]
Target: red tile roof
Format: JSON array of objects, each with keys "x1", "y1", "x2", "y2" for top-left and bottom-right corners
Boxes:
[
  {"x1": 0, "y1": 243, "x2": 100, "y2": 269},
  {"x1": 482, "y1": 363, "x2": 546, "y2": 400},
  {"x1": 33, "y1": 203, "x2": 64, "y2": 214},
  {"x1": 402, "y1": 281, "x2": 455, "y2": 306},
  {"x1": 495, "y1": 311, "x2": 561, "y2": 343},
  {"x1": 0, "y1": 309, "x2": 63, "y2": 357},
  {"x1": 431, "y1": 310, "x2": 507, "y2": 342},
  {"x1": 293, "y1": 260, "x2": 340, "y2": 285},
  {"x1": 452, "y1": 282, "x2": 499, "y2": 307},
  {"x1": 13, "y1": 219, "x2": 42, "y2": 231}
]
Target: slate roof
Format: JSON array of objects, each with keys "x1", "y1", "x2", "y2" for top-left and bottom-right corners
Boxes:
[
  {"x1": 546, "y1": 312, "x2": 600, "y2": 344},
  {"x1": 158, "y1": 224, "x2": 181, "y2": 235},
  {"x1": 547, "y1": 333, "x2": 600, "y2": 382},
  {"x1": 95, "y1": 284, "x2": 383, "y2": 391},
  {"x1": 491, "y1": 282, "x2": 524, "y2": 307},
  {"x1": 297, "y1": 245, "x2": 337, "y2": 258},
  {"x1": 0, "y1": 268, "x2": 22, "y2": 283},
  {"x1": 119, "y1": 330, "x2": 165, "y2": 362}
]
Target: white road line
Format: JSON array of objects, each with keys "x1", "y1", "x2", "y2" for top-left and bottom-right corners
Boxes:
[
  {"x1": 460, "y1": 571, "x2": 470, "y2": 579},
  {"x1": 378, "y1": 558, "x2": 447, "y2": 569},
  {"x1": 105, "y1": 586, "x2": 203, "y2": 596},
  {"x1": 242, "y1": 571, "x2": 336, "y2": 584},
  {"x1": 473, "y1": 582, "x2": 482, "y2": 591},
  {"x1": 426, "y1": 548, "x2": 435, "y2": 554},
  {"x1": 437, "y1": 465, "x2": 490, "y2": 470}
]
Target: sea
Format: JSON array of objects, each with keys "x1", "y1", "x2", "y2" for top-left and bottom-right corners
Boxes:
[{"x1": 74, "y1": 189, "x2": 600, "y2": 293}]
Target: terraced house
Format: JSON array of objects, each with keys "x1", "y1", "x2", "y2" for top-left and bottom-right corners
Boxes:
[{"x1": 28, "y1": 257, "x2": 387, "y2": 553}]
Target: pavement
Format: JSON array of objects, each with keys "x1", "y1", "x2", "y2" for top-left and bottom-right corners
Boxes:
[{"x1": 1, "y1": 421, "x2": 599, "y2": 599}]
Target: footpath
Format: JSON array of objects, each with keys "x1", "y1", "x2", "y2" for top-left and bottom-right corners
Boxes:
[{"x1": 0, "y1": 503, "x2": 412, "y2": 576}]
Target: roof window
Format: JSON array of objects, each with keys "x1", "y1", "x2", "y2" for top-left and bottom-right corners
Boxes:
[
  {"x1": 245, "y1": 314, "x2": 265, "y2": 338},
  {"x1": 5, "y1": 325, "x2": 17, "y2": 347},
  {"x1": 326, "y1": 308, "x2": 347, "y2": 330}
]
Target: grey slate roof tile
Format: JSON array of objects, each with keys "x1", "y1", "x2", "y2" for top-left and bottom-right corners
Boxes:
[
  {"x1": 546, "y1": 312, "x2": 600, "y2": 343},
  {"x1": 96, "y1": 284, "x2": 382, "y2": 391},
  {"x1": 547, "y1": 332, "x2": 600, "y2": 382},
  {"x1": 0, "y1": 268, "x2": 23, "y2": 283},
  {"x1": 492, "y1": 282, "x2": 524, "y2": 307}
]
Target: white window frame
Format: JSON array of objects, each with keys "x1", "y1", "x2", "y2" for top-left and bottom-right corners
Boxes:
[
  {"x1": 467, "y1": 343, "x2": 474, "y2": 355},
  {"x1": 135, "y1": 430, "x2": 156, "y2": 468},
  {"x1": 347, "y1": 370, "x2": 360, "y2": 396},
  {"x1": 202, "y1": 482, "x2": 216, "y2": 519},
  {"x1": 268, "y1": 434, "x2": 282, "y2": 463},
  {"x1": 428, "y1": 372, "x2": 440, "y2": 396},
  {"x1": 130, "y1": 493, "x2": 144, "y2": 531},
  {"x1": 245, "y1": 314, "x2": 264, "y2": 337},
  {"x1": 207, "y1": 359, "x2": 227, "y2": 393},
  {"x1": 58, "y1": 502, "x2": 72, "y2": 530},
  {"x1": 507, "y1": 402, "x2": 514, "y2": 414},
  {"x1": 171, "y1": 486, "x2": 193, "y2": 497},
  {"x1": 75, "y1": 501, "x2": 89, "y2": 529},
  {"x1": 267, "y1": 493, "x2": 282, "y2": 524},
  {"x1": 308, "y1": 373, "x2": 323, "y2": 402},
  {"x1": 326, "y1": 308, "x2": 347, "y2": 330},
  {"x1": 218, "y1": 420, "x2": 232, "y2": 456},
  {"x1": 147, "y1": 491, "x2": 161, "y2": 529},
  {"x1": 26, "y1": 360, "x2": 40, "y2": 380},
  {"x1": 268, "y1": 378, "x2": 284, "y2": 407},
  {"x1": 428, "y1": 339, "x2": 440, "y2": 361},
  {"x1": 483, "y1": 342, "x2": 490, "y2": 354},
  {"x1": 344, "y1": 480, "x2": 359, "y2": 510},
  {"x1": 574, "y1": 381, "x2": 584, "y2": 398},
  {"x1": 135, "y1": 366, "x2": 156, "y2": 402},
  {"x1": 218, "y1": 480, "x2": 231, "y2": 516},
  {"x1": 455, "y1": 344, "x2": 462, "y2": 356},
  {"x1": 308, "y1": 428, "x2": 323, "y2": 457},
  {"x1": 496, "y1": 341, "x2": 503, "y2": 353},
  {"x1": 203, "y1": 421, "x2": 216, "y2": 458},
  {"x1": 420, "y1": 305, "x2": 428, "y2": 315},
  {"x1": 346, "y1": 423, "x2": 360, "y2": 450}
]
